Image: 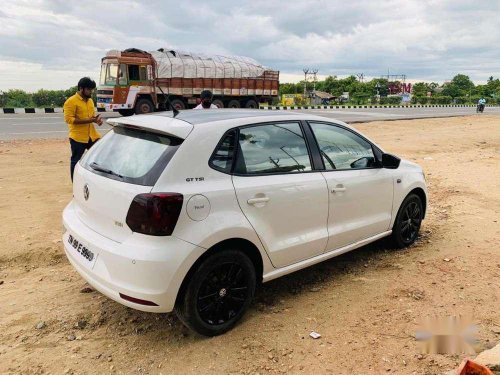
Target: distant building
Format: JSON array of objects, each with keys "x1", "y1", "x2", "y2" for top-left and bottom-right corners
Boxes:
[{"x1": 310, "y1": 90, "x2": 336, "y2": 105}]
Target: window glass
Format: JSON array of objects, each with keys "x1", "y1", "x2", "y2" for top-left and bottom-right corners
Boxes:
[
  {"x1": 128, "y1": 65, "x2": 147, "y2": 81},
  {"x1": 210, "y1": 130, "x2": 236, "y2": 173},
  {"x1": 235, "y1": 122, "x2": 311, "y2": 174},
  {"x1": 309, "y1": 122, "x2": 376, "y2": 170},
  {"x1": 105, "y1": 64, "x2": 118, "y2": 85},
  {"x1": 99, "y1": 64, "x2": 106, "y2": 85},
  {"x1": 139, "y1": 66, "x2": 147, "y2": 80},
  {"x1": 82, "y1": 127, "x2": 180, "y2": 185},
  {"x1": 128, "y1": 65, "x2": 139, "y2": 80},
  {"x1": 118, "y1": 64, "x2": 127, "y2": 85}
]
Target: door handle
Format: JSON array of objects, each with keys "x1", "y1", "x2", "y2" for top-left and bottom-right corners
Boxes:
[
  {"x1": 247, "y1": 197, "x2": 270, "y2": 205},
  {"x1": 331, "y1": 185, "x2": 346, "y2": 193}
]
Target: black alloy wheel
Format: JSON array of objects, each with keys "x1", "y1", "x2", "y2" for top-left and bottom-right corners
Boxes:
[
  {"x1": 391, "y1": 194, "x2": 423, "y2": 248},
  {"x1": 197, "y1": 262, "x2": 249, "y2": 325},
  {"x1": 175, "y1": 249, "x2": 256, "y2": 336}
]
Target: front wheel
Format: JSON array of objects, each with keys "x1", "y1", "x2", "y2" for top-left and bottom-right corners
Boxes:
[
  {"x1": 175, "y1": 249, "x2": 256, "y2": 336},
  {"x1": 390, "y1": 193, "x2": 423, "y2": 248},
  {"x1": 135, "y1": 98, "x2": 154, "y2": 114}
]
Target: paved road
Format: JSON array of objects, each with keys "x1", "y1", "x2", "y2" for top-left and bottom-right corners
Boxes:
[{"x1": 0, "y1": 107, "x2": 498, "y2": 140}]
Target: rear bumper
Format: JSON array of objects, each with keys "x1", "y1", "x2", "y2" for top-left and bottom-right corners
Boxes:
[{"x1": 62, "y1": 200, "x2": 204, "y2": 313}]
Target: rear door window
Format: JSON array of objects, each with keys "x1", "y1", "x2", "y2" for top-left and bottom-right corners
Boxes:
[
  {"x1": 234, "y1": 122, "x2": 312, "y2": 174},
  {"x1": 82, "y1": 126, "x2": 181, "y2": 186}
]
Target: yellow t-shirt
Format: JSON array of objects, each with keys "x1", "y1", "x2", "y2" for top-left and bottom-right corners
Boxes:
[{"x1": 63, "y1": 93, "x2": 101, "y2": 143}]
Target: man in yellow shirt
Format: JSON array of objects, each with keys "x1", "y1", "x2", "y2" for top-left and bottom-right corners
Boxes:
[{"x1": 64, "y1": 77, "x2": 103, "y2": 180}]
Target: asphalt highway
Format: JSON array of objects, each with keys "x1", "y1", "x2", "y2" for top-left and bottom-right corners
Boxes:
[{"x1": 0, "y1": 106, "x2": 498, "y2": 140}]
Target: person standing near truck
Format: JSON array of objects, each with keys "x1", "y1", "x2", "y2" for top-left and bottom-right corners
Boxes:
[
  {"x1": 194, "y1": 90, "x2": 218, "y2": 109},
  {"x1": 64, "y1": 77, "x2": 103, "y2": 181}
]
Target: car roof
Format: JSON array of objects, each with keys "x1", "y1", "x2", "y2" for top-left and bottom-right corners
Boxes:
[
  {"x1": 150, "y1": 109, "x2": 303, "y2": 124},
  {"x1": 106, "y1": 109, "x2": 353, "y2": 140}
]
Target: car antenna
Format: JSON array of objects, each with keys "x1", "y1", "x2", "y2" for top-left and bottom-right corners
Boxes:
[{"x1": 157, "y1": 86, "x2": 179, "y2": 118}]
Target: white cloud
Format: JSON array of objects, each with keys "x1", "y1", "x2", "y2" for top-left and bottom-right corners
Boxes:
[
  {"x1": 0, "y1": 0, "x2": 499, "y2": 91},
  {"x1": 0, "y1": 60, "x2": 95, "y2": 91}
]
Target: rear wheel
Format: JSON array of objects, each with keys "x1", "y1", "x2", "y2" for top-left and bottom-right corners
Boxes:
[
  {"x1": 135, "y1": 98, "x2": 154, "y2": 114},
  {"x1": 227, "y1": 100, "x2": 241, "y2": 108},
  {"x1": 245, "y1": 99, "x2": 258, "y2": 109},
  {"x1": 212, "y1": 99, "x2": 224, "y2": 108},
  {"x1": 175, "y1": 249, "x2": 256, "y2": 336},
  {"x1": 391, "y1": 193, "x2": 423, "y2": 248},
  {"x1": 170, "y1": 99, "x2": 185, "y2": 111}
]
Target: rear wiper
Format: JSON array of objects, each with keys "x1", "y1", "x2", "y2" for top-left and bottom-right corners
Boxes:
[{"x1": 90, "y1": 162, "x2": 123, "y2": 178}]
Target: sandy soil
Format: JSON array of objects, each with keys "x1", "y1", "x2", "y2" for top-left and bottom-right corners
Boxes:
[{"x1": 0, "y1": 115, "x2": 499, "y2": 375}]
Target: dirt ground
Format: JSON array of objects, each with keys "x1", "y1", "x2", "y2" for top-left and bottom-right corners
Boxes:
[{"x1": 0, "y1": 115, "x2": 499, "y2": 375}]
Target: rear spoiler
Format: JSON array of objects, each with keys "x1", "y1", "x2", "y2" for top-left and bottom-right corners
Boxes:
[{"x1": 106, "y1": 116, "x2": 193, "y2": 139}]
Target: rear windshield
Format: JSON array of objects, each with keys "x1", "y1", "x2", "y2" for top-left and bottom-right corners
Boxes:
[{"x1": 82, "y1": 126, "x2": 182, "y2": 186}]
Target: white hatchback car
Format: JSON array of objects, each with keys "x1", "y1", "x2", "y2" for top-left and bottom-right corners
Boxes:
[{"x1": 63, "y1": 109, "x2": 427, "y2": 336}]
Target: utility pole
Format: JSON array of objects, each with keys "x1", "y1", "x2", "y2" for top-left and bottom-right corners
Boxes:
[
  {"x1": 303, "y1": 68, "x2": 309, "y2": 96},
  {"x1": 312, "y1": 69, "x2": 318, "y2": 91}
]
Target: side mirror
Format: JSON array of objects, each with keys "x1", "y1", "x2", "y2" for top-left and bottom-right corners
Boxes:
[{"x1": 381, "y1": 153, "x2": 401, "y2": 169}]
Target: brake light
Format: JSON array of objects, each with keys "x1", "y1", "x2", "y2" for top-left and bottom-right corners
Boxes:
[{"x1": 126, "y1": 193, "x2": 183, "y2": 236}]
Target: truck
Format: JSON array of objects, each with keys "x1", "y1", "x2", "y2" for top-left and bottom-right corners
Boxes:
[{"x1": 96, "y1": 48, "x2": 279, "y2": 115}]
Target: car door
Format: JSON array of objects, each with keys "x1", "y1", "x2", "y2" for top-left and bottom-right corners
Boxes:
[
  {"x1": 308, "y1": 121, "x2": 394, "y2": 251},
  {"x1": 231, "y1": 121, "x2": 329, "y2": 268}
]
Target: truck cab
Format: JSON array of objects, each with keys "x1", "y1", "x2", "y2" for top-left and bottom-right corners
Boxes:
[{"x1": 96, "y1": 50, "x2": 156, "y2": 116}]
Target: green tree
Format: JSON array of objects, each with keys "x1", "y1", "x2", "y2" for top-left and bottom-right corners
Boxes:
[
  {"x1": 442, "y1": 74, "x2": 475, "y2": 98},
  {"x1": 4, "y1": 89, "x2": 34, "y2": 107}
]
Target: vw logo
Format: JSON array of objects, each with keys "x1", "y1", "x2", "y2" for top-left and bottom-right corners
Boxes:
[{"x1": 83, "y1": 184, "x2": 90, "y2": 201}]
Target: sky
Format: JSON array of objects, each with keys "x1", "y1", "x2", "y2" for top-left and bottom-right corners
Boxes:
[{"x1": 1, "y1": 0, "x2": 499, "y2": 91}]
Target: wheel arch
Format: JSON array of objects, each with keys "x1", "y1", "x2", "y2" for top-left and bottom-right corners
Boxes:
[
  {"x1": 174, "y1": 237, "x2": 264, "y2": 306},
  {"x1": 408, "y1": 187, "x2": 427, "y2": 218},
  {"x1": 135, "y1": 94, "x2": 154, "y2": 105}
]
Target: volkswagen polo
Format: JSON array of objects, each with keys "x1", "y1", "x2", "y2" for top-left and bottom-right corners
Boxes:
[{"x1": 62, "y1": 109, "x2": 427, "y2": 336}]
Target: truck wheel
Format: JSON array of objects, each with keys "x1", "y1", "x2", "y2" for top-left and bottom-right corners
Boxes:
[
  {"x1": 227, "y1": 100, "x2": 240, "y2": 108},
  {"x1": 170, "y1": 99, "x2": 185, "y2": 111},
  {"x1": 135, "y1": 98, "x2": 154, "y2": 114},
  {"x1": 245, "y1": 99, "x2": 258, "y2": 109},
  {"x1": 212, "y1": 99, "x2": 224, "y2": 108},
  {"x1": 118, "y1": 109, "x2": 134, "y2": 116}
]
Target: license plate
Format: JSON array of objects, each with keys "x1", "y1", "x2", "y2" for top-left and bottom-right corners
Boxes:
[{"x1": 67, "y1": 233, "x2": 98, "y2": 269}]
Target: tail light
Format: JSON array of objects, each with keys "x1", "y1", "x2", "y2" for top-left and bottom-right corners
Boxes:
[{"x1": 126, "y1": 193, "x2": 183, "y2": 236}]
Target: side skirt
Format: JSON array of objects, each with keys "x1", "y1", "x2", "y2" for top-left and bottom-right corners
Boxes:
[{"x1": 262, "y1": 231, "x2": 392, "y2": 282}]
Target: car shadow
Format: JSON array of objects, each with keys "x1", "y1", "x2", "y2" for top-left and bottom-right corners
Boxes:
[{"x1": 88, "y1": 236, "x2": 421, "y2": 341}]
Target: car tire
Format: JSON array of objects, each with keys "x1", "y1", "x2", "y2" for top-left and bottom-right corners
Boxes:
[
  {"x1": 135, "y1": 98, "x2": 154, "y2": 114},
  {"x1": 175, "y1": 249, "x2": 256, "y2": 336},
  {"x1": 212, "y1": 99, "x2": 224, "y2": 108},
  {"x1": 227, "y1": 100, "x2": 241, "y2": 108},
  {"x1": 390, "y1": 193, "x2": 423, "y2": 248}
]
